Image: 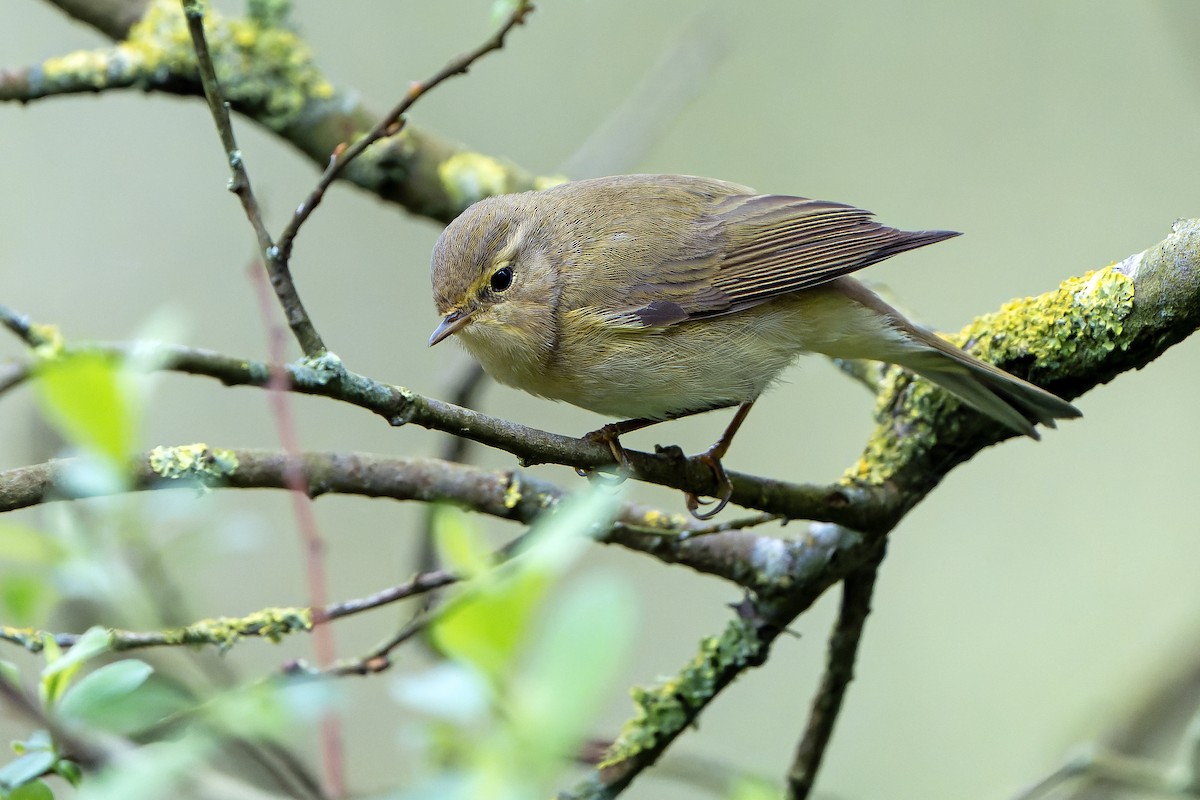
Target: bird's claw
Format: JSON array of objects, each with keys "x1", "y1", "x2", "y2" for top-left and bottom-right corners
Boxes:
[
  {"x1": 577, "y1": 425, "x2": 634, "y2": 483},
  {"x1": 685, "y1": 451, "x2": 733, "y2": 520}
]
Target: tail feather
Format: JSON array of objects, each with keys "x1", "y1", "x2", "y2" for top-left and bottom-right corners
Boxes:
[
  {"x1": 831, "y1": 278, "x2": 1082, "y2": 439},
  {"x1": 895, "y1": 329, "x2": 1081, "y2": 440}
]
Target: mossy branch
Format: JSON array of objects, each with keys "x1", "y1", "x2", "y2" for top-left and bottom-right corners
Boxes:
[
  {"x1": 562, "y1": 219, "x2": 1200, "y2": 797},
  {"x1": 3, "y1": 0, "x2": 556, "y2": 223}
]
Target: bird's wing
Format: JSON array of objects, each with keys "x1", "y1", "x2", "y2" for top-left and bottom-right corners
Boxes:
[{"x1": 605, "y1": 192, "x2": 958, "y2": 328}]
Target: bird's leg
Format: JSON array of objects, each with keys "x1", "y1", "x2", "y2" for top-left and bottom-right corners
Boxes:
[
  {"x1": 686, "y1": 401, "x2": 755, "y2": 520},
  {"x1": 576, "y1": 417, "x2": 662, "y2": 481}
]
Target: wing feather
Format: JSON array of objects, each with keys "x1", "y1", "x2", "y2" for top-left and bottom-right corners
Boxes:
[{"x1": 608, "y1": 186, "x2": 958, "y2": 326}]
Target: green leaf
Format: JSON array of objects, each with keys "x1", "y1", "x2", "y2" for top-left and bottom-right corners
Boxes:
[
  {"x1": 0, "y1": 661, "x2": 20, "y2": 689},
  {"x1": 0, "y1": 524, "x2": 63, "y2": 565},
  {"x1": 201, "y1": 680, "x2": 327, "y2": 741},
  {"x1": 73, "y1": 737, "x2": 211, "y2": 800},
  {"x1": 430, "y1": 567, "x2": 550, "y2": 685},
  {"x1": 53, "y1": 759, "x2": 81, "y2": 788},
  {"x1": 391, "y1": 662, "x2": 490, "y2": 724},
  {"x1": 728, "y1": 775, "x2": 782, "y2": 800},
  {"x1": 33, "y1": 352, "x2": 136, "y2": 464},
  {"x1": 11, "y1": 731, "x2": 52, "y2": 754},
  {"x1": 5, "y1": 778, "x2": 54, "y2": 800},
  {"x1": 0, "y1": 751, "x2": 55, "y2": 792},
  {"x1": 510, "y1": 573, "x2": 636, "y2": 771},
  {"x1": 56, "y1": 660, "x2": 153, "y2": 728},
  {"x1": 430, "y1": 487, "x2": 619, "y2": 685},
  {"x1": 433, "y1": 505, "x2": 493, "y2": 578},
  {"x1": 40, "y1": 627, "x2": 113, "y2": 707},
  {"x1": 0, "y1": 576, "x2": 51, "y2": 627}
]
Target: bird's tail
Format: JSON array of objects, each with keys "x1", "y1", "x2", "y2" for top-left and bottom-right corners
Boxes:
[
  {"x1": 893, "y1": 329, "x2": 1080, "y2": 439},
  {"x1": 833, "y1": 278, "x2": 1081, "y2": 439}
]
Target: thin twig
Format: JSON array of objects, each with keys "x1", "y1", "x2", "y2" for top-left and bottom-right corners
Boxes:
[
  {"x1": 785, "y1": 547, "x2": 884, "y2": 799},
  {"x1": 327, "y1": 615, "x2": 431, "y2": 678},
  {"x1": 0, "y1": 304, "x2": 42, "y2": 347},
  {"x1": 0, "y1": 361, "x2": 30, "y2": 395},
  {"x1": 179, "y1": 0, "x2": 325, "y2": 357},
  {"x1": 0, "y1": 568, "x2": 458, "y2": 656},
  {"x1": 274, "y1": 0, "x2": 535, "y2": 264}
]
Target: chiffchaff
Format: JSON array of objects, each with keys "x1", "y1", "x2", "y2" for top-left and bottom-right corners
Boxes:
[{"x1": 428, "y1": 174, "x2": 1080, "y2": 517}]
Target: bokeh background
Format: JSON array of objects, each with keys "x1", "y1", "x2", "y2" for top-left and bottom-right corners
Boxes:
[{"x1": 3, "y1": 2, "x2": 1200, "y2": 798}]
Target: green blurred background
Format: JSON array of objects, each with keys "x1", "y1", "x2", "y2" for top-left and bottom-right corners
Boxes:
[{"x1": 3, "y1": 2, "x2": 1200, "y2": 798}]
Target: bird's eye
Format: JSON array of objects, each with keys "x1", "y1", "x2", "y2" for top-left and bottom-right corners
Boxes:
[{"x1": 490, "y1": 265, "x2": 514, "y2": 293}]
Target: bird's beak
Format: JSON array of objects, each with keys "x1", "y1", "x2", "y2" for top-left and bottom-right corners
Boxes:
[{"x1": 428, "y1": 309, "x2": 475, "y2": 346}]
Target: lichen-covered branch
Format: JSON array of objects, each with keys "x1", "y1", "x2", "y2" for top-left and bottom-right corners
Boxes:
[
  {"x1": 4, "y1": 0, "x2": 556, "y2": 223},
  {"x1": 0, "y1": 325, "x2": 877, "y2": 529},
  {"x1": 0, "y1": 567, "x2": 457, "y2": 655},
  {"x1": 0, "y1": 445, "x2": 821, "y2": 591},
  {"x1": 562, "y1": 219, "x2": 1200, "y2": 797}
]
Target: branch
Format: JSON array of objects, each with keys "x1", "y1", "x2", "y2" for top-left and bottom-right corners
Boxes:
[
  {"x1": 785, "y1": 553, "x2": 883, "y2": 799},
  {"x1": 563, "y1": 220, "x2": 1200, "y2": 795},
  {"x1": 0, "y1": 568, "x2": 456, "y2": 655},
  {"x1": 0, "y1": 318, "x2": 879, "y2": 530},
  {"x1": 273, "y1": 1, "x2": 534, "y2": 265},
  {"x1": 5, "y1": 0, "x2": 553, "y2": 224},
  {"x1": 1, "y1": 210, "x2": 1195, "y2": 537},
  {"x1": 0, "y1": 446, "x2": 816, "y2": 591}
]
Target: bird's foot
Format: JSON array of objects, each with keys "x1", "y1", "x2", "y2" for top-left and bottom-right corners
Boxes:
[
  {"x1": 685, "y1": 450, "x2": 734, "y2": 520},
  {"x1": 577, "y1": 424, "x2": 634, "y2": 484}
]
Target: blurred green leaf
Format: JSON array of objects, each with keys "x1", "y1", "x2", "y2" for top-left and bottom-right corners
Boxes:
[
  {"x1": 433, "y1": 505, "x2": 493, "y2": 579},
  {"x1": 0, "y1": 749, "x2": 55, "y2": 792},
  {"x1": 40, "y1": 627, "x2": 113, "y2": 707},
  {"x1": 5, "y1": 778, "x2": 54, "y2": 800},
  {"x1": 0, "y1": 661, "x2": 19, "y2": 688},
  {"x1": 11, "y1": 731, "x2": 52, "y2": 755},
  {"x1": 202, "y1": 679, "x2": 330, "y2": 742},
  {"x1": 33, "y1": 352, "x2": 136, "y2": 464},
  {"x1": 391, "y1": 662, "x2": 490, "y2": 725},
  {"x1": 430, "y1": 566, "x2": 549, "y2": 685},
  {"x1": 52, "y1": 759, "x2": 81, "y2": 788},
  {"x1": 728, "y1": 775, "x2": 782, "y2": 800},
  {"x1": 74, "y1": 737, "x2": 211, "y2": 800},
  {"x1": 0, "y1": 576, "x2": 52, "y2": 627},
  {"x1": 510, "y1": 573, "x2": 635, "y2": 772},
  {"x1": 66, "y1": 677, "x2": 189, "y2": 737},
  {"x1": 56, "y1": 660, "x2": 153, "y2": 728},
  {"x1": 0, "y1": 524, "x2": 63, "y2": 565},
  {"x1": 430, "y1": 488, "x2": 618, "y2": 685}
]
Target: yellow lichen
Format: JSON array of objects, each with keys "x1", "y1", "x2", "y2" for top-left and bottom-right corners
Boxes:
[
  {"x1": 41, "y1": 0, "x2": 332, "y2": 131},
  {"x1": 842, "y1": 267, "x2": 1134, "y2": 486},
  {"x1": 502, "y1": 473, "x2": 523, "y2": 509},
  {"x1": 438, "y1": 152, "x2": 514, "y2": 209},
  {"x1": 148, "y1": 443, "x2": 239, "y2": 482},
  {"x1": 177, "y1": 607, "x2": 312, "y2": 650},
  {"x1": 600, "y1": 619, "x2": 759, "y2": 768}
]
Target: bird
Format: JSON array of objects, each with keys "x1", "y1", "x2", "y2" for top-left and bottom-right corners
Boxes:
[{"x1": 427, "y1": 174, "x2": 1080, "y2": 518}]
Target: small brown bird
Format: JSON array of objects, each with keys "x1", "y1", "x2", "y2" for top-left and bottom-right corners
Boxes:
[{"x1": 428, "y1": 174, "x2": 1080, "y2": 517}]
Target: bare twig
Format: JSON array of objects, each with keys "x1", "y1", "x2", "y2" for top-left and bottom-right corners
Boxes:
[
  {"x1": 179, "y1": 0, "x2": 325, "y2": 357},
  {"x1": 786, "y1": 550, "x2": 884, "y2": 799},
  {"x1": 274, "y1": 0, "x2": 535, "y2": 264},
  {"x1": 0, "y1": 304, "x2": 44, "y2": 348}
]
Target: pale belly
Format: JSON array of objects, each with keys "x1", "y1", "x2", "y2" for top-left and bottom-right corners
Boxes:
[{"x1": 461, "y1": 285, "x2": 912, "y2": 422}]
